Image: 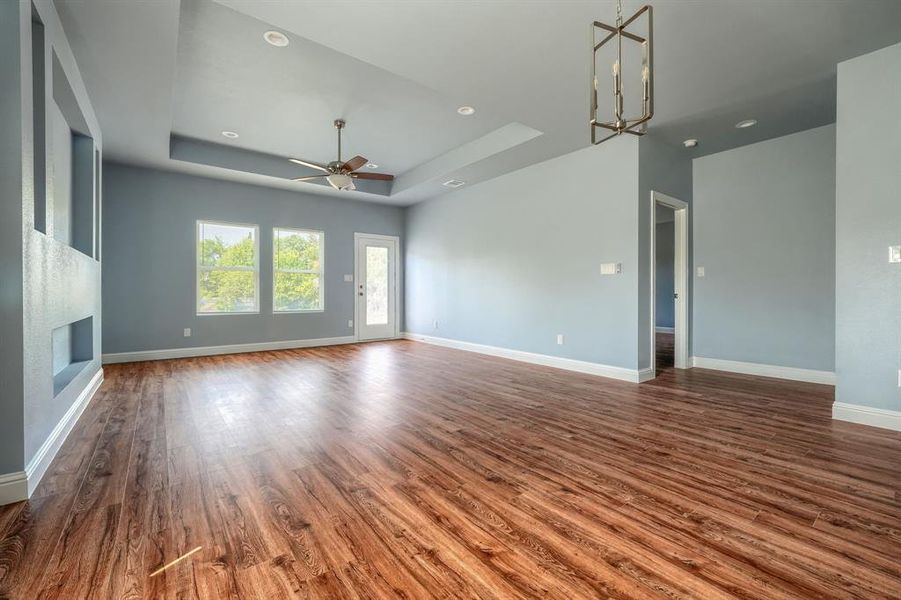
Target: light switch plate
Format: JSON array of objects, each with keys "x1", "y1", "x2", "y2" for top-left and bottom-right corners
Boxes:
[
  {"x1": 600, "y1": 262, "x2": 622, "y2": 275},
  {"x1": 889, "y1": 246, "x2": 901, "y2": 264},
  {"x1": 348, "y1": 320, "x2": 353, "y2": 328},
  {"x1": 183, "y1": 328, "x2": 191, "y2": 337},
  {"x1": 556, "y1": 334, "x2": 564, "y2": 345},
  {"x1": 697, "y1": 266, "x2": 706, "y2": 277},
  {"x1": 344, "y1": 274, "x2": 354, "y2": 282}
]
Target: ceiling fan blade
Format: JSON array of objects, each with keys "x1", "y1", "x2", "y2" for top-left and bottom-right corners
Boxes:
[
  {"x1": 351, "y1": 172, "x2": 395, "y2": 181},
  {"x1": 292, "y1": 175, "x2": 328, "y2": 182},
  {"x1": 340, "y1": 155, "x2": 368, "y2": 173},
  {"x1": 289, "y1": 158, "x2": 330, "y2": 173}
]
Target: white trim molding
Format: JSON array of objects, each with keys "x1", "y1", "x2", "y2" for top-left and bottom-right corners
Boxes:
[
  {"x1": 0, "y1": 472, "x2": 28, "y2": 506},
  {"x1": 832, "y1": 403, "x2": 901, "y2": 432},
  {"x1": 1, "y1": 368, "x2": 104, "y2": 505},
  {"x1": 637, "y1": 368, "x2": 656, "y2": 383},
  {"x1": 655, "y1": 326, "x2": 675, "y2": 334},
  {"x1": 102, "y1": 336, "x2": 356, "y2": 364},
  {"x1": 404, "y1": 332, "x2": 645, "y2": 383},
  {"x1": 690, "y1": 356, "x2": 836, "y2": 386},
  {"x1": 26, "y1": 368, "x2": 104, "y2": 497}
]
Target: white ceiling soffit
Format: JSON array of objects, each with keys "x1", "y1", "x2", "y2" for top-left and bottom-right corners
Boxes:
[{"x1": 55, "y1": 0, "x2": 901, "y2": 205}]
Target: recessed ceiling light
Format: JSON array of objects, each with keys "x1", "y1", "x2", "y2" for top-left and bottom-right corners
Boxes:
[
  {"x1": 443, "y1": 179, "x2": 466, "y2": 188},
  {"x1": 221, "y1": 130, "x2": 239, "y2": 139},
  {"x1": 735, "y1": 119, "x2": 758, "y2": 129},
  {"x1": 683, "y1": 138, "x2": 698, "y2": 148},
  {"x1": 263, "y1": 31, "x2": 289, "y2": 47},
  {"x1": 457, "y1": 106, "x2": 475, "y2": 116},
  {"x1": 366, "y1": 163, "x2": 378, "y2": 169}
]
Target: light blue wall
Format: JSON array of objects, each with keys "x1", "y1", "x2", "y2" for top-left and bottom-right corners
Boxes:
[
  {"x1": 405, "y1": 137, "x2": 642, "y2": 369},
  {"x1": 102, "y1": 163, "x2": 404, "y2": 354},
  {"x1": 835, "y1": 42, "x2": 901, "y2": 411},
  {"x1": 693, "y1": 124, "x2": 836, "y2": 371},
  {"x1": 638, "y1": 136, "x2": 693, "y2": 367},
  {"x1": 655, "y1": 221, "x2": 674, "y2": 328},
  {"x1": 23, "y1": 0, "x2": 104, "y2": 468},
  {"x1": 0, "y1": 0, "x2": 104, "y2": 478},
  {"x1": 0, "y1": 0, "x2": 27, "y2": 475}
]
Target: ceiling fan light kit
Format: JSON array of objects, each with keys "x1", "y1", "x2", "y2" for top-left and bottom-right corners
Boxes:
[
  {"x1": 590, "y1": 1, "x2": 654, "y2": 145},
  {"x1": 288, "y1": 119, "x2": 395, "y2": 191}
]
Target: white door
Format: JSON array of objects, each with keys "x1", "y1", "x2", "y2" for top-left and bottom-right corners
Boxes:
[{"x1": 355, "y1": 234, "x2": 398, "y2": 341}]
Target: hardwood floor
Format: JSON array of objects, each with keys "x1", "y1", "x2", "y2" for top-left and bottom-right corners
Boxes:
[
  {"x1": 0, "y1": 340, "x2": 900, "y2": 598},
  {"x1": 656, "y1": 332, "x2": 675, "y2": 371}
]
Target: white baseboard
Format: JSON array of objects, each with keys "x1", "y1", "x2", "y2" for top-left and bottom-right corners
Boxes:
[
  {"x1": 0, "y1": 472, "x2": 28, "y2": 506},
  {"x1": 637, "y1": 368, "x2": 656, "y2": 383},
  {"x1": 24, "y1": 368, "x2": 104, "y2": 499},
  {"x1": 403, "y1": 332, "x2": 643, "y2": 383},
  {"x1": 102, "y1": 335, "x2": 356, "y2": 364},
  {"x1": 655, "y1": 326, "x2": 675, "y2": 334},
  {"x1": 1, "y1": 368, "x2": 104, "y2": 505},
  {"x1": 832, "y1": 402, "x2": 901, "y2": 432},
  {"x1": 690, "y1": 356, "x2": 836, "y2": 385}
]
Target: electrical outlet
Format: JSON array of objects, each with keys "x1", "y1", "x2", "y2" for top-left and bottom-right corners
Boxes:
[
  {"x1": 697, "y1": 266, "x2": 705, "y2": 277},
  {"x1": 348, "y1": 320, "x2": 353, "y2": 328},
  {"x1": 557, "y1": 334, "x2": 564, "y2": 345},
  {"x1": 433, "y1": 320, "x2": 439, "y2": 329},
  {"x1": 897, "y1": 369, "x2": 901, "y2": 388},
  {"x1": 183, "y1": 328, "x2": 191, "y2": 337},
  {"x1": 889, "y1": 246, "x2": 901, "y2": 264}
]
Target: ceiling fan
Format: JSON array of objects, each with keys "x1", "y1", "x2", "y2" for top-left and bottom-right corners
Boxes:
[{"x1": 289, "y1": 119, "x2": 394, "y2": 191}]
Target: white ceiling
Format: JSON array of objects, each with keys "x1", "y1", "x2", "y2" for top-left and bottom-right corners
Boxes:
[{"x1": 55, "y1": 0, "x2": 901, "y2": 205}]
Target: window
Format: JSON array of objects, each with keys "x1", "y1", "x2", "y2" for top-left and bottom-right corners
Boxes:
[
  {"x1": 273, "y1": 227, "x2": 323, "y2": 312},
  {"x1": 196, "y1": 221, "x2": 259, "y2": 314}
]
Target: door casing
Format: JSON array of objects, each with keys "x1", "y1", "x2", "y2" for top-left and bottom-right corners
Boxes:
[
  {"x1": 650, "y1": 191, "x2": 689, "y2": 375},
  {"x1": 354, "y1": 232, "x2": 401, "y2": 342}
]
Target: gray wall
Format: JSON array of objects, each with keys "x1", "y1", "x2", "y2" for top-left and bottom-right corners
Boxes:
[
  {"x1": 638, "y1": 136, "x2": 693, "y2": 368},
  {"x1": 655, "y1": 221, "x2": 675, "y2": 328},
  {"x1": 835, "y1": 42, "x2": 901, "y2": 411},
  {"x1": 24, "y1": 0, "x2": 104, "y2": 467},
  {"x1": 405, "y1": 137, "x2": 642, "y2": 370},
  {"x1": 1, "y1": 0, "x2": 104, "y2": 475},
  {"x1": 0, "y1": 1, "x2": 27, "y2": 475},
  {"x1": 693, "y1": 124, "x2": 836, "y2": 371},
  {"x1": 102, "y1": 164, "x2": 405, "y2": 354}
]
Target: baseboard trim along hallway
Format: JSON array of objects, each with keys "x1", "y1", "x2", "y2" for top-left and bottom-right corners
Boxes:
[
  {"x1": 0, "y1": 472, "x2": 28, "y2": 506},
  {"x1": 25, "y1": 368, "x2": 105, "y2": 497},
  {"x1": 102, "y1": 336, "x2": 357, "y2": 364},
  {"x1": 832, "y1": 402, "x2": 901, "y2": 432},
  {"x1": 403, "y1": 332, "x2": 644, "y2": 383},
  {"x1": 690, "y1": 356, "x2": 836, "y2": 385},
  {"x1": 0, "y1": 369, "x2": 105, "y2": 505}
]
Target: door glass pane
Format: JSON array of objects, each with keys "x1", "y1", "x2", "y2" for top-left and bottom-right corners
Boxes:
[{"x1": 366, "y1": 246, "x2": 389, "y2": 325}]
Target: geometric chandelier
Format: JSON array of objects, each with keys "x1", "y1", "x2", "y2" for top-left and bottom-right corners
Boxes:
[{"x1": 591, "y1": 1, "x2": 654, "y2": 145}]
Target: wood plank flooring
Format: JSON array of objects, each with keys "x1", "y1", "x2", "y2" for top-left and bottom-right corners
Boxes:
[{"x1": 0, "y1": 340, "x2": 899, "y2": 598}]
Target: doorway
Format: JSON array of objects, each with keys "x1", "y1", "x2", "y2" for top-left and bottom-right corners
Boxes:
[
  {"x1": 650, "y1": 191, "x2": 689, "y2": 375},
  {"x1": 355, "y1": 233, "x2": 399, "y2": 341}
]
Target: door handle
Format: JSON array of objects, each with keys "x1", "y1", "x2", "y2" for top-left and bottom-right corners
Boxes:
[{"x1": 674, "y1": 292, "x2": 679, "y2": 299}]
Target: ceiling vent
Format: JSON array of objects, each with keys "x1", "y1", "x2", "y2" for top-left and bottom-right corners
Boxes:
[{"x1": 442, "y1": 179, "x2": 466, "y2": 188}]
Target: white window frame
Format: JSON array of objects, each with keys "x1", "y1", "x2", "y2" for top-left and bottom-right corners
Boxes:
[
  {"x1": 196, "y1": 220, "x2": 260, "y2": 315},
  {"x1": 272, "y1": 226, "x2": 325, "y2": 313}
]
